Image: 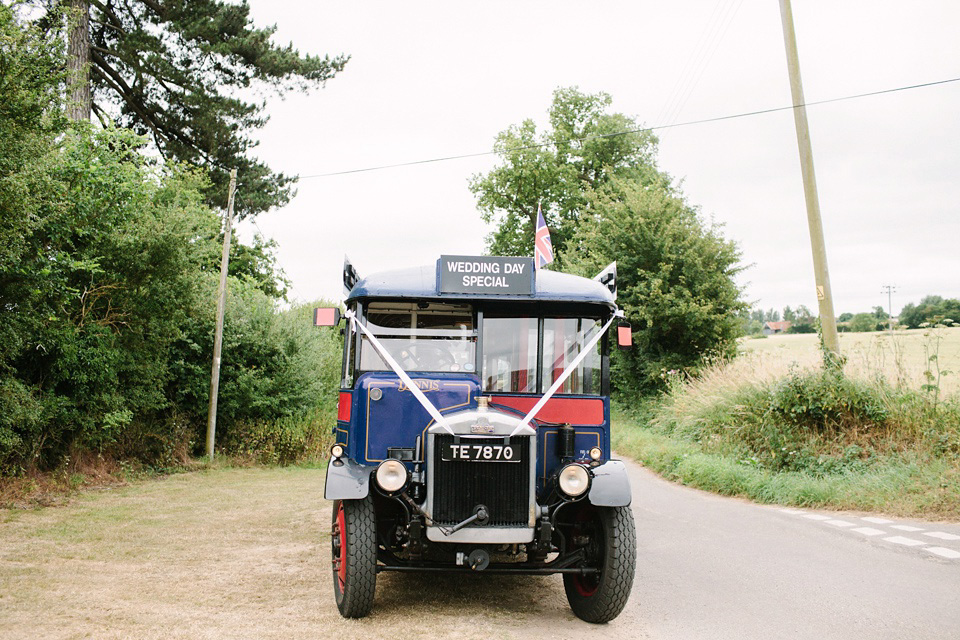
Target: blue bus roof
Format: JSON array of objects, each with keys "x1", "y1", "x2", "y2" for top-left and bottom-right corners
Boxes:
[{"x1": 346, "y1": 263, "x2": 615, "y2": 308}]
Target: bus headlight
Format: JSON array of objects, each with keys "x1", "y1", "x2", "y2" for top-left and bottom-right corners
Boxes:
[
  {"x1": 375, "y1": 459, "x2": 408, "y2": 493},
  {"x1": 588, "y1": 447, "x2": 603, "y2": 462},
  {"x1": 558, "y1": 464, "x2": 590, "y2": 498},
  {"x1": 330, "y1": 444, "x2": 344, "y2": 459}
]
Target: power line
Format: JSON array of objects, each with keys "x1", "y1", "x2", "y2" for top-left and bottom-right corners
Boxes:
[
  {"x1": 657, "y1": 0, "x2": 745, "y2": 137},
  {"x1": 656, "y1": 0, "x2": 730, "y2": 128},
  {"x1": 297, "y1": 76, "x2": 960, "y2": 180}
]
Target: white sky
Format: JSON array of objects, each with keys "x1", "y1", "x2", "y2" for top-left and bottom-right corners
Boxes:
[{"x1": 238, "y1": 0, "x2": 960, "y2": 316}]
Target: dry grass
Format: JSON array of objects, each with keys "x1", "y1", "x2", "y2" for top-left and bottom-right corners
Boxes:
[
  {"x1": 740, "y1": 326, "x2": 960, "y2": 396},
  {"x1": 0, "y1": 467, "x2": 640, "y2": 639}
]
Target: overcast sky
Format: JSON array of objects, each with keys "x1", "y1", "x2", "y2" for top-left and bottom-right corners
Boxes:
[{"x1": 237, "y1": 0, "x2": 960, "y2": 316}]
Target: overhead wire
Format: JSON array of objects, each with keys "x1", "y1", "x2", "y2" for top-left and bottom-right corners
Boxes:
[
  {"x1": 655, "y1": 0, "x2": 733, "y2": 132},
  {"x1": 662, "y1": 0, "x2": 745, "y2": 135},
  {"x1": 295, "y1": 75, "x2": 960, "y2": 181}
]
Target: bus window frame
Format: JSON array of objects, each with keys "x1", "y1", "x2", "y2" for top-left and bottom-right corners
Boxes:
[
  {"x1": 479, "y1": 302, "x2": 610, "y2": 397},
  {"x1": 345, "y1": 299, "x2": 611, "y2": 397}
]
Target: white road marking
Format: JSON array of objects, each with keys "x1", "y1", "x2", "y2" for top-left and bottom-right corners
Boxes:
[
  {"x1": 804, "y1": 514, "x2": 832, "y2": 521},
  {"x1": 923, "y1": 531, "x2": 960, "y2": 541},
  {"x1": 824, "y1": 519, "x2": 856, "y2": 527},
  {"x1": 891, "y1": 525, "x2": 925, "y2": 532},
  {"x1": 925, "y1": 546, "x2": 960, "y2": 559},
  {"x1": 852, "y1": 527, "x2": 885, "y2": 536},
  {"x1": 861, "y1": 517, "x2": 893, "y2": 524},
  {"x1": 884, "y1": 536, "x2": 926, "y2": 547},
  {"x1": 779, "y1": 508, "x2": 805, "y2": 515}
]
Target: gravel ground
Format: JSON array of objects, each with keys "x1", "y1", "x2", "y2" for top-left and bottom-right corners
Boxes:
[{"x1": 0, "y1": 466, "x2": 639, "y2": 640}]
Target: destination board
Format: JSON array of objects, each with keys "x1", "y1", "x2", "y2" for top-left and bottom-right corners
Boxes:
[{"x1": 438, "y1": 255, "x2": 534, "y2": 295}]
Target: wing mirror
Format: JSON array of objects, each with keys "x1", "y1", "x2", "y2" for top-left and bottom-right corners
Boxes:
[
  {"x1": 616, "y1": 322, "x2": 632, "y2": 350},
  {"x1": 313, "y1": 307, "x2": 342, "y2": 327}
]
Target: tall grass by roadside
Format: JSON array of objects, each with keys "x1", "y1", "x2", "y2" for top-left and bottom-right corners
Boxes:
[
  {"x1": 221, "y1": 406, "x2": 336, "y2": 466},
  {"x1": 613, "y1": 353, "x2": 960, "y2": 519}
]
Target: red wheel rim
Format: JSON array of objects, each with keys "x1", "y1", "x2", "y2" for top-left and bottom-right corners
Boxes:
[
  {"x1": 571, "y1": 508, "x2": 601, "y2": 597},
  {"x1": 333, "y1": 502, "x2": 347, "y2": 591},
  {"x1": 574, "y1": 573, "x2": 599, "y2": 597}
]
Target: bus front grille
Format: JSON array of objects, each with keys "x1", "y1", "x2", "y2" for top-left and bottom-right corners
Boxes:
[{"x1": 430, "y1": 435, "x2": 531, "y2": 527}]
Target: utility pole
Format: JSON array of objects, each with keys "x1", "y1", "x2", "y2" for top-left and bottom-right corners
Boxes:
[
  {"x1": 778, "y1": 0, "x2": 840, "y2": 357},
  {"x1": 882, "y1": 284, "x2": 897, "y2": 333},
  {"x1": 206, "y1": 169, "x2": 238, "y2": 462}
]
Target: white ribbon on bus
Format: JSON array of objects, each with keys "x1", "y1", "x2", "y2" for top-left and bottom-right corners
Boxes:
[
  {"x1": 344, "y1": 309, "x2": 456, "y2": 436},
  {"x1": 508, "y1": 313, "x2": 618, "y2": 437},
  {"x1": 345, "y1": 308, "x2": 618, "y2": 440}
]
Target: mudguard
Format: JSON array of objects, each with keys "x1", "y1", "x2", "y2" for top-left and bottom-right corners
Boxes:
[
  {"x1": 324, "y1": 458, "x2": 372, "y2": 500},
  {"x1": 588, "y1": 460, "x2": 632, "y2": 507}
]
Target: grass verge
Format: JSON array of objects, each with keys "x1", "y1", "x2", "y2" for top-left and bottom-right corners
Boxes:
[{"x1": 612, "y1": 357, "x2": 960, "y2": 520}]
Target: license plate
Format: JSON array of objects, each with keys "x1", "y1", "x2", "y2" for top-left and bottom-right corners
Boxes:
[{"x1": 441, "y1": 441, "x2": 521, "y2": 463}]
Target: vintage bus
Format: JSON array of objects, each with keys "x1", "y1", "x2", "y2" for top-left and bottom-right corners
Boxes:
[{"x1": 317, "y1": 255, "x2": 635, "y2": 622}]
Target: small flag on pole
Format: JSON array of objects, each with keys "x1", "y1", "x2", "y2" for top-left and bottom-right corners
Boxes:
[{"x1": 534, "y1": 203, "x2": 554, "y2": 270}]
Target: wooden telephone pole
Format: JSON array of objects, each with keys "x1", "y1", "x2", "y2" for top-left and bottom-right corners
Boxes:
[
  {"x1": 779, "y1": 0, "x2": 840, "y2": 356},
  {"x1": 206, "y1": 169, "x2": 238, "y2": 461}
]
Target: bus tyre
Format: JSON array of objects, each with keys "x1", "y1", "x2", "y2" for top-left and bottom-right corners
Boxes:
[
  {"x1": 563, "y1": 505, "x2": 636, "y2": 623},
  {"x1": 331, "y1": 496, "x2": 377, "y2": 618}
]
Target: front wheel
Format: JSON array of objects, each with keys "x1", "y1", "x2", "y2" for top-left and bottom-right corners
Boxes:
[
  {"x1": 331, "y1": 496, "x2": 377, "y2": 618},
  {"x1": 563, "y1": 504, "x2": 636, "y2": 623}
]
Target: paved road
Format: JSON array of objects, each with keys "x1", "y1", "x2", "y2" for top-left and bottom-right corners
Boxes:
[
  {"x1": 373, "y1": 457, "x2": 959, "y2": 639},
  {"x1": 612, "y1": 457, "x2": 960, "y2": 639}
]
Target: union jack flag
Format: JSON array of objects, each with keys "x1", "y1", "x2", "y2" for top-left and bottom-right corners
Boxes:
[{"x1": 534, "y1": 203, "x2": 554, "y2": 270}]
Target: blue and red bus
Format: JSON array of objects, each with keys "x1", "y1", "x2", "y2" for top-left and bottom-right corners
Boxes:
[{"x1": 317, "y1": 255, "x2": 635, "y2": 622}]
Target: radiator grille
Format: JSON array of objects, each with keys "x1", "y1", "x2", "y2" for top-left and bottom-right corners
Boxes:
[{"x1": 431, "y1": 435, "x2": 531, "y2": 527}]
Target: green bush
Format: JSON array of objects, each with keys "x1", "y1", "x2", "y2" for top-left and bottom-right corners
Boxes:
[
  {"x1": 768, "y1": 367, "x2": 889, "y2": 431},
  {"x1": 849, "y1": 313, "x2": 881, "y2": 332}
]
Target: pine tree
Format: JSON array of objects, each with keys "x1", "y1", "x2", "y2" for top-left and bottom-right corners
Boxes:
[{"x1": 49, "y1": 0, "x2": 348, "y2": 217}]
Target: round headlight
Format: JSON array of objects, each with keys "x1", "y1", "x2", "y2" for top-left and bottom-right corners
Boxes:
[
  {"x1": 589, "y1": 447, "x2": 603, "y2": 462},
  {"x1": 330, "y1": 444, "x2": 344, "y2": 459},
  {"x1": 558, "y1": 464, "x2": 590, "y2": 498},
  {"x1": 375, "y1": 459, "x2": 408, "y2": 493}
]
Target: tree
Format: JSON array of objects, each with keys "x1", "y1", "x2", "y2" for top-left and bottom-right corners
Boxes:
[
  {"x1": 568, "y1": 176, "x2": 745, "y2": 393},
  {"x1": 782, "y1": 306, "x2": 795, "y2": 322},
  {"x1": 849, "y1": 313, "x2": 879, "y2": 333},
  {"x1": 43, "y1": 0, "x2": 349, "y2": 217},
  {"x1": 469, "y1": 88, "x2": 664, "y2": 265},
  {"x1": 838, "y1": 312, "x2": 854, "y2": 323},
  {"x1": 788, "y1": 305, "x2": 816, "y2": 333},
  {"x1": 899, "y1": 296, "x2": 960, "y2": 328}
]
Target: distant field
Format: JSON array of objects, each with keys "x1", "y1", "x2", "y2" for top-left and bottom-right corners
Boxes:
[{"x1": 739, "y1": 326, "x2": 960, "y2": 396}]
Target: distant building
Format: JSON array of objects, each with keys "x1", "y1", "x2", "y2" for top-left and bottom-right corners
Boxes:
[{"x1": 762, "y1": 321, "x2": 792, "y2": 335}]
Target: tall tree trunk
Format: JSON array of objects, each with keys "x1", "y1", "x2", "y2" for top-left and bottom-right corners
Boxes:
[{"x1": 66, "y1": 0, "x2": 91, "y2": 122}]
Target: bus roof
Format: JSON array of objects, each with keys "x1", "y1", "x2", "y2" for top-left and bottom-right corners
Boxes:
[{"x1": 345, "y1": 263, "x2": 616, "y2": 308}]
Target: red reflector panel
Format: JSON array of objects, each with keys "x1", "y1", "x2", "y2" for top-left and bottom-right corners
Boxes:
[
  {"x1": 314, "y1": 307, "x2": 338, "y2": 326},
  {"x1": 489, "y1": 396, "x2": 604, "y2": 426},
  {"x1": 337, "y1": 391, "x2": 351, "y2": 422},
  {"x1": 617, "y1": 325, "x2": 632, "y2": 347}
]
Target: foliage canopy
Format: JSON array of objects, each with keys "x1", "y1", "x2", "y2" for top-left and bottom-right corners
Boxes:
[
  {"x1": 469, "y1": 87, "x2": 663, "y2": 265},
  {"x1": 472, "y1": 88, "x2": 746, "y2": 393},
  {"x1": 35, "y1": 0, "x2": 348, "y2": 217},
  {"x1": 568, "y1": 176, "x2": 746, "y2": 392},
  {"x1": 0, "y1": 9, "x2": 341, "y2": 474}
]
